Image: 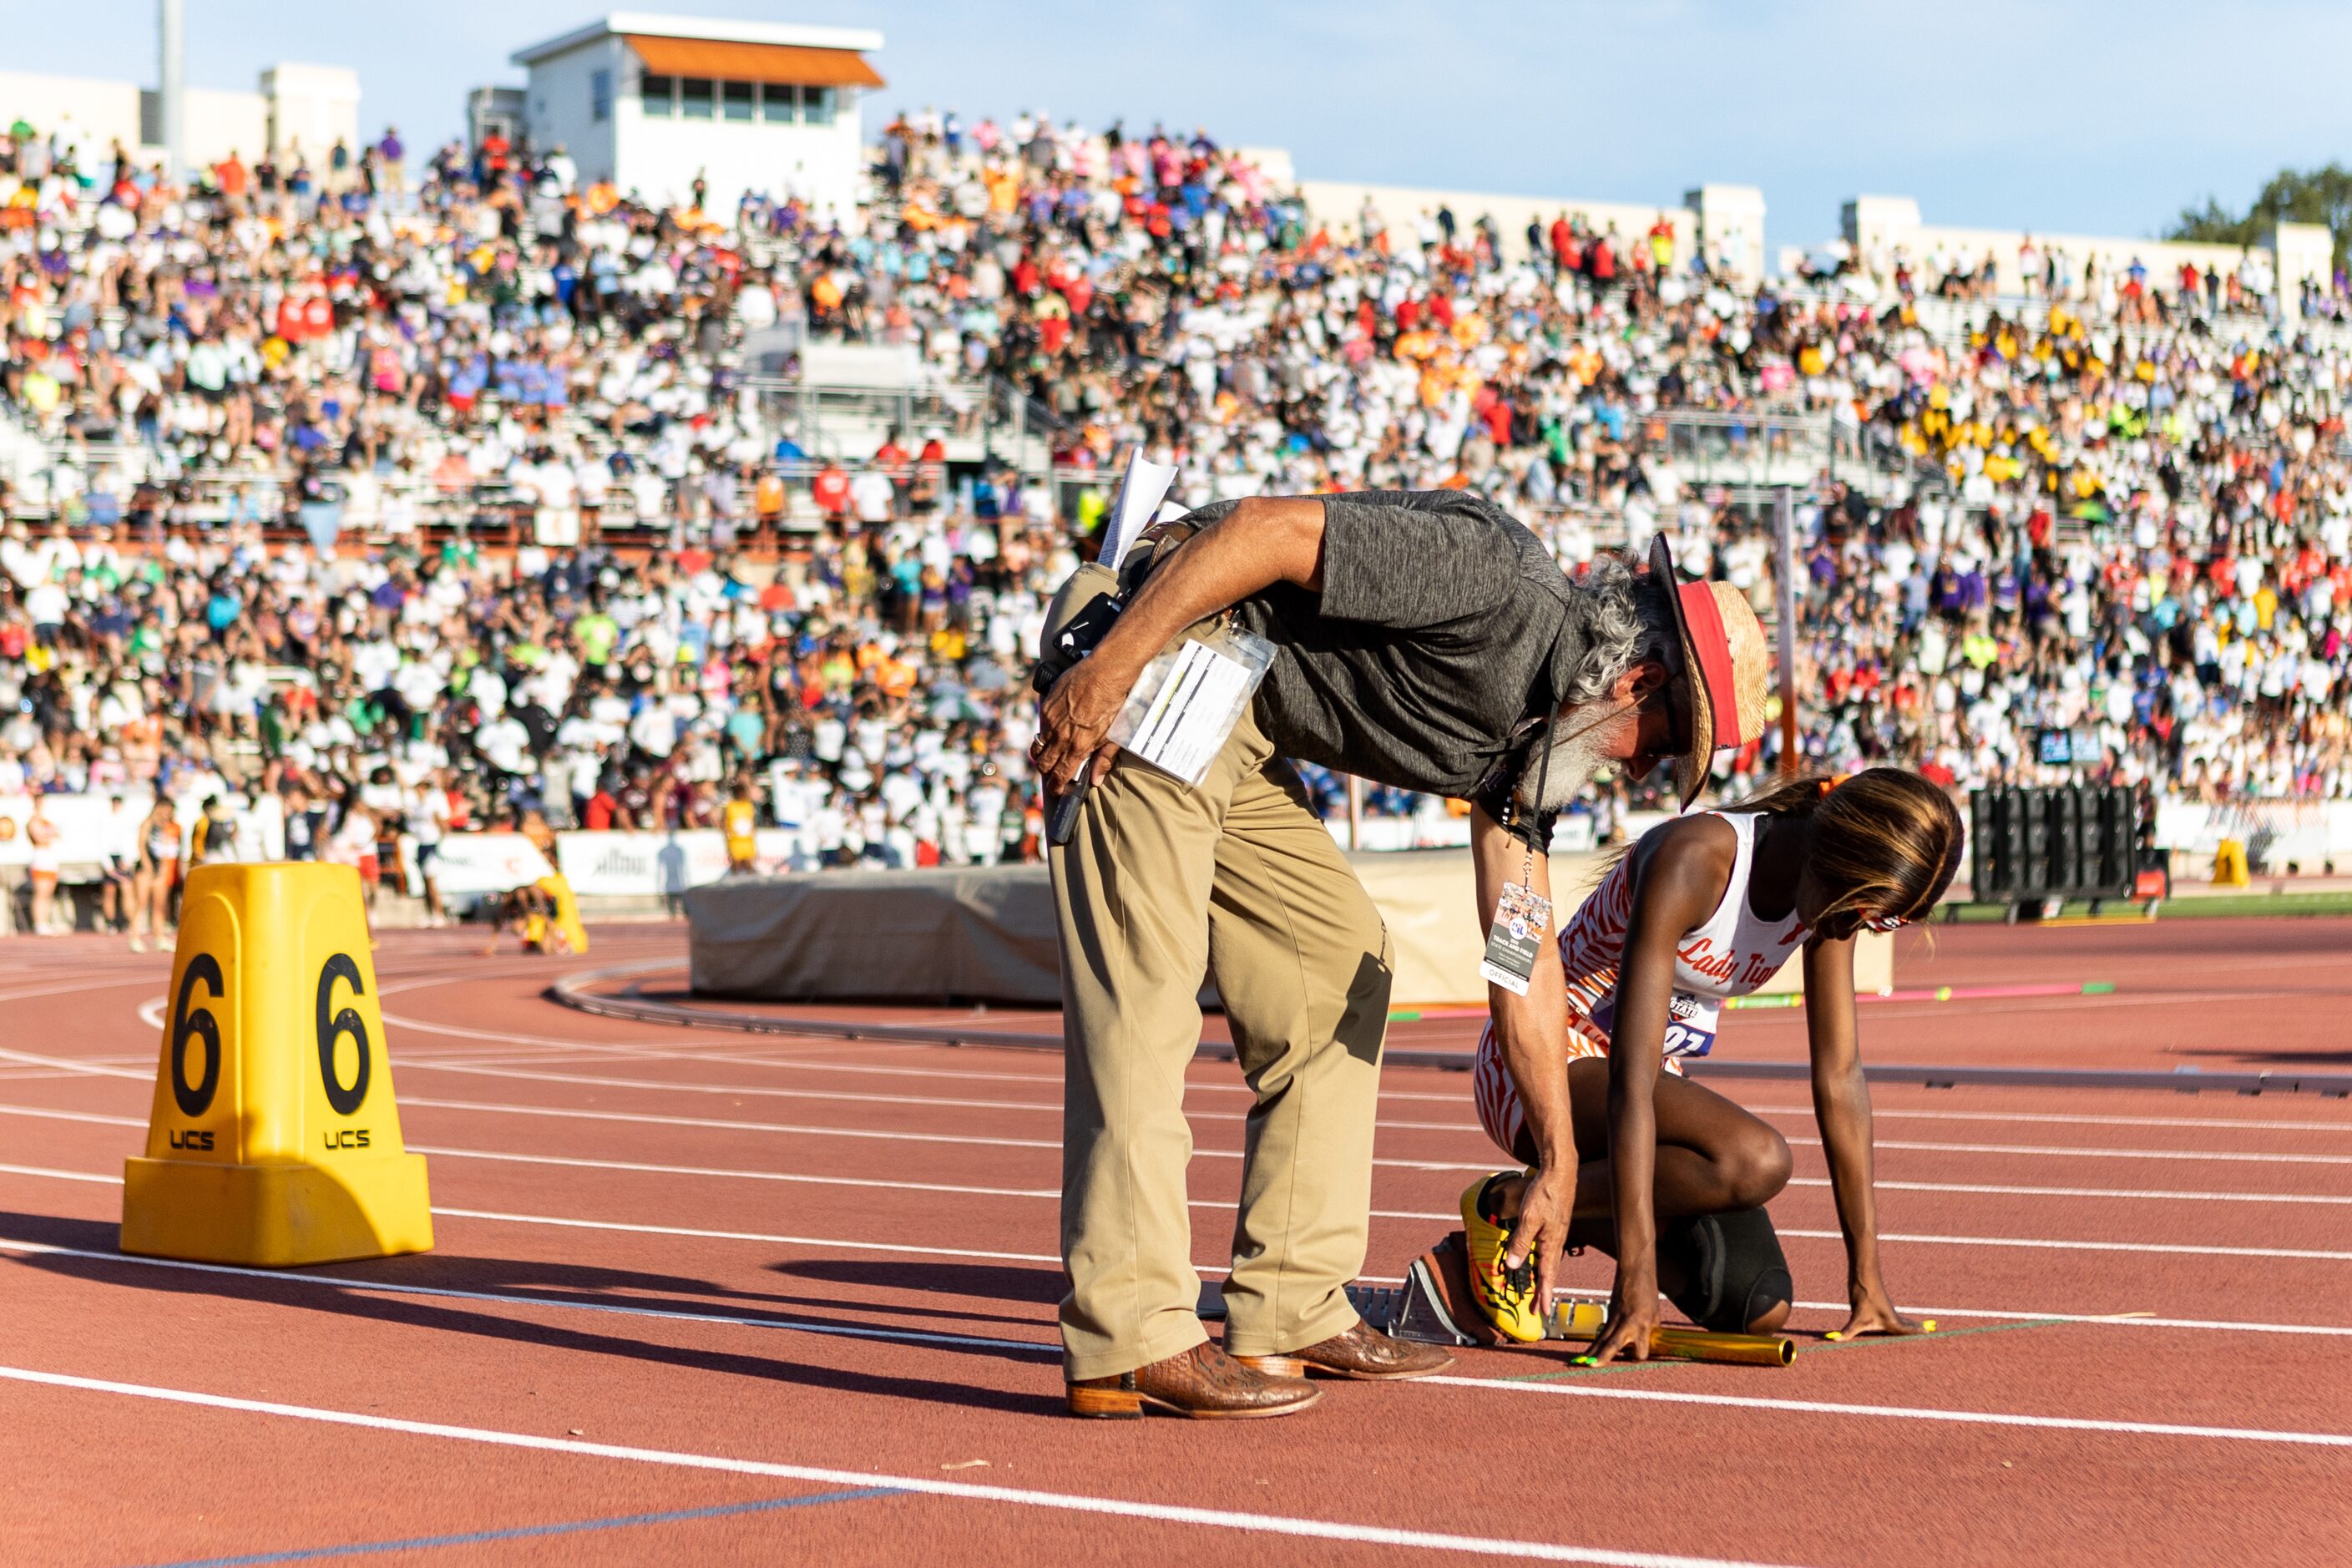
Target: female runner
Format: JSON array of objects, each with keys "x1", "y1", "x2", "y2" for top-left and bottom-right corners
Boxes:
[{"x1": 1462, "y1": 767, "x2": 1963, "y2": 1358}]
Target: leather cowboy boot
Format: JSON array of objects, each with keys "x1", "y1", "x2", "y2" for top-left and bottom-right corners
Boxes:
[
  {"x1": 1232, "y1": 1319, "x2": 1457, "y2": 1381},
  {"x1": 1067, "y1": 1341, "x2": 1320, "y2": 1419}
]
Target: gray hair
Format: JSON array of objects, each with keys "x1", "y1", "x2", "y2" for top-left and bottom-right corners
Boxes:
[{"x1": 1562, "y1": 554, "x2": 1677, "y2": 710}]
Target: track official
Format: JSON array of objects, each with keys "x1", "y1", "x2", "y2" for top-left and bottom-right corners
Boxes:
[{"x1": 1032, "y1": 488, "x2": 1764, "y2": 1419}]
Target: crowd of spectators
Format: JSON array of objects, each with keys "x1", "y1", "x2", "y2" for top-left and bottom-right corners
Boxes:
[{"x1": 2, "y1": 99, "x2": 2351, "y2": 895}]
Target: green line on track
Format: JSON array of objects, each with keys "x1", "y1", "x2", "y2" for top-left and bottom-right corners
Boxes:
[{"x1": 1498, "y1": 1315, "x2": 2079, "y2": 1383}]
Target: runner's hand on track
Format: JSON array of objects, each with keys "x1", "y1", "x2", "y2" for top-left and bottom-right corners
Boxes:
[
  {"x1": 1589, "y1": 1270, "x2": 1659, "y2": 1363},
  {"x1": 1033, "y1": 656, "x2": 1125, "y2": 791},
  {"x1": 1830, "y1": 1280, "x2": 1926, "y2": 1339},
  {"x1": 1503, "y1": 1163, "x2": 1576, "y2": 1322}
]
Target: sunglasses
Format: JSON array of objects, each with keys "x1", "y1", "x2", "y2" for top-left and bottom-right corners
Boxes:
[
  {"x1": 1640, "y1": 674, "x2": 1691, "y2": 757},
  {"x1": 1819, "y1": 908, "x2": 1913, "y2": 940}
]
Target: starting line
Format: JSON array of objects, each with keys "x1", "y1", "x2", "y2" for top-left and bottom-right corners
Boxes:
[{"x1": 0, "y1": 1363, "x2": 1798, "y2": 1568}]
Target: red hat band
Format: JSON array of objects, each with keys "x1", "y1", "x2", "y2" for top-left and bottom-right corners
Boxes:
[{"x1": 1677, "y1": 579, "x2": 1743, "y2": 745}]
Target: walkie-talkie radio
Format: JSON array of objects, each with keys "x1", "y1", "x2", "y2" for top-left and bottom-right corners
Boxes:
[{"x1": 1032, "y1": 560, "x2": 1123, "y2": 845}]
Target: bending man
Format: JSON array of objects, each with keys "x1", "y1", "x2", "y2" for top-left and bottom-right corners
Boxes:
[{"x1": 1031, "y1": 489, "x2": 1760, "y2": 1419}]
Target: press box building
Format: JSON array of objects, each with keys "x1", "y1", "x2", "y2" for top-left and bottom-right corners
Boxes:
[{"x1": 509, "y1": 13, "x2": 884, "y2": 223}]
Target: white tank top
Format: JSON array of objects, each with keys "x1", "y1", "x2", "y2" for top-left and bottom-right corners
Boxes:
[{"x1": 1563, "y1": 811, "x2": 1808, "y2": 1060}]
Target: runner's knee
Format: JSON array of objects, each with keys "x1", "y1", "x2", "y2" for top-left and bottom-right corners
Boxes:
[{"x1": 1722, "y1": 1125, "x2": 1792, "y2": 1209}]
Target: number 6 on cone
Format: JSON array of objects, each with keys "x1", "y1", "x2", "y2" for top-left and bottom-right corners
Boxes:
[{"x1": 123, "y1": 862, "x2": 432, "y2": 1267}]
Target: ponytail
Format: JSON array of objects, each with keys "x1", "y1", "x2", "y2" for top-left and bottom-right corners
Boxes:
[{"x1": 1729, "y1": 768, "x2": 1963, "y2": 926}]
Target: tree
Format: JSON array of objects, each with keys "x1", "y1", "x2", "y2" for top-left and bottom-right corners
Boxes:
[{"x1": 2168, "y1": 164, "x2": 2352, "y2": 269}]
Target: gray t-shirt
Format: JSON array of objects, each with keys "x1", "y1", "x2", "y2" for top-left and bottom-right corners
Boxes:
[{"x1": 1191, "y1": 489, "x2": 1593, "y2": 799}]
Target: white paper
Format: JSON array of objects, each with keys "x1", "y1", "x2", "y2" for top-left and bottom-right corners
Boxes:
[
  {"x1": 1097, "y1": 449, "x2": 1179, "y2": 572},
  {"x1": 1106, "y1": 625, "x2": 1278, "y2": 789},
  {"x1": 1124, "y1": 640, "x2": 1253, "y2": 786}
]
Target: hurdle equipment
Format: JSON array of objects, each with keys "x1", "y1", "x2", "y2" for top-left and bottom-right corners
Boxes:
[{"x1": 121, "y1": 863, "x2": 432, "y2": 1267}]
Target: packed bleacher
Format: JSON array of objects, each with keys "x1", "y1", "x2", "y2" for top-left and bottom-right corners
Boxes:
[{"x1": 1, "y1": 103, "x2": 2349, "y2": 908}]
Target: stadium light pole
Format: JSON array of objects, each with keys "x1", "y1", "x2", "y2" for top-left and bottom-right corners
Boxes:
[
  {"x1": 158, "y1": 0, "x2": 185, "y2": 180},
  {"x1": 1773, "y1": 484, "x2": 1799, "y2": 776}
]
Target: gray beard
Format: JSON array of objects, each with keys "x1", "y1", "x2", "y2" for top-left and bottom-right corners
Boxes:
[{"x1": 1513, "y1": 720, "x2": 1618, "y2": 814}]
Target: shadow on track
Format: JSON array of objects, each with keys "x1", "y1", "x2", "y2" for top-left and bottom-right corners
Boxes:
[
  {"x1": 0, "y1": 1211, "x2": 1063, "y2": 1419},
  {"x1": 341, "y1": 1252, "x2": 1057, "y2": 1332},
  {"x1": 2173, "y1": 1047, "x2": 2352, "y2": 1067},
  {"x1": 770, "y1": 1257, "x2": 1065, "y2": 1308}
]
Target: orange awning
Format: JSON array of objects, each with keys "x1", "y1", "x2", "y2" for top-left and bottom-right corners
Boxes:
[{"x1": 625, "y1": 36, "x2": 884, "y2": 89}]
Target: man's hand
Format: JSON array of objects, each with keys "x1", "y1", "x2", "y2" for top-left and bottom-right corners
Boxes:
[
  {"x1": 1502, "y1": 1162, "x2": 1576, "y2": 1322},
  {"x1": 1031, "y1": 653, "x2": 1130, "y2": 790},
  {"x1": 1588, "y1": 1266, "x2": 1660, "y2": 1363},
  {"x1": 1828, "y1": 1277, "x2": 1930, "y2": 1341}
]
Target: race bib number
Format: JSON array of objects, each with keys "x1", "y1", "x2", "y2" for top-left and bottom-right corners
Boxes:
[
  {"x1": 1662, "y1": 993, "x2": 1721, "y2": 1058},
  {"x1": 1591, "y1": 989, "x2": 1721, "y2": 1057}
]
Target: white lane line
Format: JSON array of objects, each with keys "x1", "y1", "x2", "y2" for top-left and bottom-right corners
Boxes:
[
  {"x1": 380, "y1": 1002, "x2": 1490, "y2": 1105},
  {"x1": 38, "y1": 1024, "x2": 2352, "y2": 1166},
  {"x1": 0, "y1": 1103, "x2": 1064, "y2": 1201},
  {"x1": 0, "y1": 1105, "x2": 146, "y2": 1128},
  {"x1": 191, "y1": 1000, "x2": 2352, "y2": 1155},
  {"x1": 1823, "y1": 1176, "x2": 2352, "y2": 1206},
  {"x1": 397, "y1": 1058, "x2": 1070, "y2": 1113},
  {"x1": 0, "y1": 975, "x2": 170, "y2": 1003},
  {"x1": 437, "y1": 1206, "x2": 1066, "y2": 1264},
  {"x1": 0, "y1": 1161, "x2": 119, "y2": 1184},
  {"x1": 0, "y1": 1367, "x2": 1793, "y2": 1568},
  {"x1": 398, "y1": 1058, "x2": 1490, "y2": 1136},
  {"x1": 404, "y1": 1156, "x2": 2352, "y2": 1248},
  {"x1": 380, "y1": 1009, "x2": 1080, "y2": 1063},
  {"x1": 0, "y1": 1238, "x2": 1055, "y2": 1355},
  {"x1": 359, "y1": 998, "x2": 2352, "y2": 1126},
  {"x1": 6, "y1": 1100, "x2": 2348, "y2": 1209},
  {"x1": 0, "y1": 1046, "x2": 149, "y2": 1080},
  {"x1": 1748, "y1": 1105, "x2": 2352, "y2": 1136},
  {"x1": 412, "y1": 1096, "x2": 1068, "y2": 1152},
  {"x1": 7, "y1": 1116, "x2": 2337, "y2": 1257},
  {"x1": 7, "y1": 1162, "x2": 2350, "y2": 1339},
  {"x1": 1848, "y1": 1231, "x2": 2352, "y2": 1262},
  {"x1": 1423, "y1": 1376, "x2": 2352, "y2": 1449},
  {"x1": 394, "y1": 1055, "x2": 1502, "y2": 1136},
  {"x1": 377, "y1": 1010, "x2": 2351, "y2": 1125},
  {"x1": 1358, "y1": 1209, "x2": 2352, "y2": 1262},
  {"x1": 1790, "y1": 1136, "x2": 2352, "y2": 1167},
  {"x1": 0, "y1": 1160, "x2": 1067, "y2": 1266},
  {"x1": 419, "y1": 1146, "x2": 1060, "y2": 1200},
  {"x1": 402, "y1": 1098, "x2": 1504, "y2": 1170}
]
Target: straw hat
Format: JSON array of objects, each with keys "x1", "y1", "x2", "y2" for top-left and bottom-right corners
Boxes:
[{"x1": 1648, "y1": 535, "x2": 1771, "y2": 810}]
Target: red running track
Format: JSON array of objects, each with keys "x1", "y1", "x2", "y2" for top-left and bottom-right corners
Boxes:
[{"x1": 4, "y1": 919, "x2": 2352, "y2": 1566}]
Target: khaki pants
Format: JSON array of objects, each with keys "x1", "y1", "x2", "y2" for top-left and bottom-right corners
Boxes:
[{"x1": 1050, "y1": 701, "x2": 1392, "y2": 1381}]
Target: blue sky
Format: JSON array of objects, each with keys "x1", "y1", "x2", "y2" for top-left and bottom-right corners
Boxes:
[{"x1": 15, "y1": 0, "x2": 2352, "y2": 252}]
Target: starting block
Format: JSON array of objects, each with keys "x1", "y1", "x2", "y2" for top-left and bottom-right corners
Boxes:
[
  {"x1": 1315, "y1": 1234, "x2": 1793, "y2": 1365},
  {"x1": 1197, "y1": 1233, "x2": 1519, "y2": 1347},
  {"x1": 121, "y1": 863, "x2": 432, "y2": 1267}
]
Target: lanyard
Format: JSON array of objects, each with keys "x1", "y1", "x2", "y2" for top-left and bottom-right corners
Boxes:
[{"x1": 1520, "y1": 690, "x2": 1557, "y2": 890}]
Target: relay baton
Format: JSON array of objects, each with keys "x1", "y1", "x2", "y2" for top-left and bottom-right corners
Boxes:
[{"x1": 1550, "y1": 1301, "x2": 1795, "y2": 1367}]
